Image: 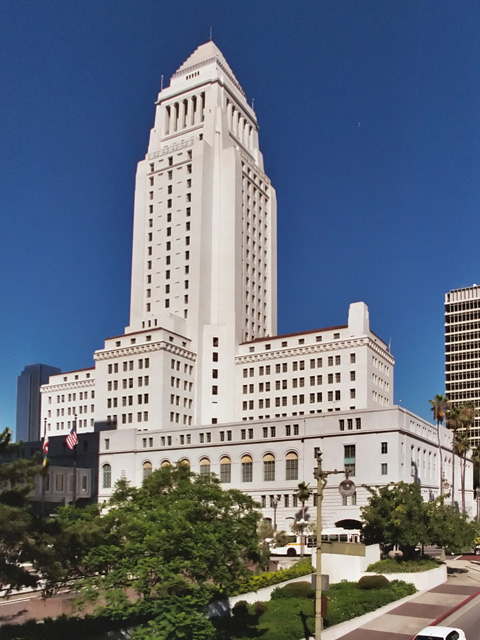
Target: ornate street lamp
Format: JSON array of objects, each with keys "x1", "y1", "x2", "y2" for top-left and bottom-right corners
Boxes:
[{"x1": 313, "y1": 452, "x2": 356, "y2": 640}]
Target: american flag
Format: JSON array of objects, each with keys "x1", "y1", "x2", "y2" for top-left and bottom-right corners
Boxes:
[
  {"x1": 42, "y1": 419, "x2": 49, "y2": 466},
  {"x1": 66, "y1": 423, "x2": 78, "y2": 450}
]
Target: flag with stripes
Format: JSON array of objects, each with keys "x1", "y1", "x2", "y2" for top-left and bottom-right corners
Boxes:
[
  {"x1": 66, "y1": 423, "x2": 78, "y2": 450},
  {"x1": 42, "y1": 419, "x2": 49, "y2": 466},
  {"x1": 42, "y1": 435, "x2": 49, "y2": 466}
]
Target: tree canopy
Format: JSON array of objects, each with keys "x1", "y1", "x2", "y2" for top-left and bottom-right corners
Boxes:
[
  {"x1": 54, "y1": 463, "x2": 264, "y2": 639},
  {"x1": 0, "y1": 428, "x2": 46, "y2": 592},
  {"x1": 361, "y1": 481, "x2": 479, "y2": 557}
]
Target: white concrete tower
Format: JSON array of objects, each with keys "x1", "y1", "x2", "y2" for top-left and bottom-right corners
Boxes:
[{"x1": 126, "y1": 42, "x2": 277, "y2": 425}]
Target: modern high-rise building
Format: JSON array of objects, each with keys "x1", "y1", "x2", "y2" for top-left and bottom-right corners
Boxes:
[
  {"x1": 38, "y1": 42, "x2": 471, "y2": 525},
  {"x1": 16, "y1": 363, "x2": 61, "y2": 442},
  {"x1": 445, "y1": 284, "x2": 480, "y2": 446}
]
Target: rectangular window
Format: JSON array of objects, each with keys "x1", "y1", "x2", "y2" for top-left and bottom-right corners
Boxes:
[
  {"x1": 263, "y1": 460, "x2": 275, "y2": 482},
  {"x1": 242, "y1": 460, "x2": 253, "y2": 482},
  {"x1": 286, "y1": 457, "x2": 298, "y2": 481},
  {"x1": 381, "y1": 463, "x2": 388, "y2": 475},
  {"x1": 381, "y1": 442, "x2": 388, "y2": 454},
  {"x1": 344, "y1": 444, "x2": 356, "y2": 477},
  {"x1": 220, "y1": 462, "x2": 231, "y2": 483}
]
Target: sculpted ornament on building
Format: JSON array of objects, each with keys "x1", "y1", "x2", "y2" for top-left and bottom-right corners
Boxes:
[
  {"x1": 94, "y1": 340, "x2": 196, "y2": 362},
  {"x1": 41, "y1": 378, "x2": 95, "y2": 393},
  {"x1": 148, "y1": 137, "x2": 194, "y2": 161},
  {"x1": 235, "y1": 338, "x2": 371, "y2": 364}
]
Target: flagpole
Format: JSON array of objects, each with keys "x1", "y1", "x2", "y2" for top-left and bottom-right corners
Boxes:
[
  {"x1": 72, "y1": 414, "x2": 77, "y2": 506},
  {"x1": 42, "y1": 418, "x2": 47, "y2": 516}
]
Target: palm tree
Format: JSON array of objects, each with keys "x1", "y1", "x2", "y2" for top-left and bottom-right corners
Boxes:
[
  {"x1": 429, "y1": 394, "x2": 449, "y2": 496},
  {"x1": 455, "y1": 431, "x2": 470, "y2": 513},
  {"x1": 294, "y1": 482, "x2": 312, "y2": 557},
  {"x1": 446, "y1": 404, "x2": 462, "y2": 506},
  {"x1": 458, "y1": 402, "x2": 476, "y2": 512}
]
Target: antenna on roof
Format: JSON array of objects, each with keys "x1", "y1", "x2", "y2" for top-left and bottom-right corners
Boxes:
[
  {"x1": 209, "y1": 26, "x2": 213, "y2": 41},
  {"x1": 160, "y1": 74, "x2": 164, "y2": 91}
]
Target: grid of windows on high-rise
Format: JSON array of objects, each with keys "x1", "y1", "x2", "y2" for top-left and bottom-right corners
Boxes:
[
  {"x1": 241, "y1": 162, "x2": 270, "y2": 342},
  {"x1": 239, "y1": 353, "x2": 357, "y2": 420},
  {"x1": 145, "y1": 149, "x2": 193, "y2": 322}
]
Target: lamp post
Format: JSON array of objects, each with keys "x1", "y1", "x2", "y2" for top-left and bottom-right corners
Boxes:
[
  {"x1": 272, "y1": 495, "x2": 280, "y2": 531},
  {"x1": 313, "y1": 452, "x2": 356, "y2": 640}
]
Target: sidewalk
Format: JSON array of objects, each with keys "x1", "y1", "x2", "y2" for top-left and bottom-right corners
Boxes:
[{"x1": 322, "y1": 557, "x2": 480, "y2": 640}]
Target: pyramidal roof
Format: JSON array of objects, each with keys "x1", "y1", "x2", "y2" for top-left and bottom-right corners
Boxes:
[{"x1": 173, "y1": 41, "x2": 244, "y2": 95}]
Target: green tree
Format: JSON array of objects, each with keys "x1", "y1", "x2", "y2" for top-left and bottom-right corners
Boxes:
[
  {"x1": 429, "y1": 394, "x2": 449, "y2": 496},
  {"x1": 361, "y1": 482, "x2": 480, "y2": 557},
  {"x1": 361, "y1": 482, "x2": 428, "y2": 557},
  {"x1": 425, "y1": 496, "x2": 479, "y2": 553},
  {"x1": 0, "y1": 428, "x2": 46, "y2": 592},
  {"x1": 294, "y1": 481, "x2": 312, "y2": 557},
  {"x1": 68, "y1": 464, "x2": 263, "y2": 639}
]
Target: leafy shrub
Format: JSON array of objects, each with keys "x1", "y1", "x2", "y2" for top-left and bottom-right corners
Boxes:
[
  {"x1": 367, "y1": 557, "x2": 438, "y2": 573},
  {"x1": 270, "y1": 586, "x2": 288, "y2": 599},
  {"x1": 232, "y1": 600, "x2": 249, "y2": 617},
  {"x1": 254, "y1": 601, "x2": 268, "y2": 614},
  {"x1": 233, "y1": 557, "x2": 313, "y2": 595},
  {"x1": 281, "y1": 581, "x2": 314, "y2": 598},
  {"x1": 357, "y1": 575, "x2": 390, "y2": 590}
]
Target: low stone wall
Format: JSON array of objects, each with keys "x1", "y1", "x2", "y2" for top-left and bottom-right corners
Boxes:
[{"x1": 361, "y1": 563, "x2": 447, "y2": 591}]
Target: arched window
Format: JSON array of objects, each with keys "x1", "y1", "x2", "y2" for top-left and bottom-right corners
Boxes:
[
  {"x1": 161, "y1": 460, "x2": 171, "y2": 468},
  {"x1": 143, "y1": 461, "x2": 152, "y2": 480},
  {"x1": 199, "y1": 457, "x2": 211, "y2": 476},
  {"x1": 220, "y1": 456, "x2": 231, "y2": 483},
  {"x1": 180, "y1": 459, "x2": 190, "y2": 467},
  {"x1": 263, "y1": 453, "x2": 275, "y2": 481},
  {"x1": 102, "y1": 463, "x2": 112, "y2": 489},
  {"x1": 241, "y1": 454, "x2": 253, "y2": 483},
  {"x1": 285, "y1": 452, "x2": 298, "y2": 481}
]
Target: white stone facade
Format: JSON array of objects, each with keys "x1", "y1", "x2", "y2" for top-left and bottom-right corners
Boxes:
[{"x1": 39, "y1": 42, "x2": 474, "y2": 526}]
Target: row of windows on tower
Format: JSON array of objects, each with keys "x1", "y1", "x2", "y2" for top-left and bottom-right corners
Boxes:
[
  {"x1": 48, "y1": 390, "x2": 94, "y2": 403},
  {"x1": 51, "y1": 418, "x2": 93, "y2": 432},
  {"x1": 242, "y1": 372, "x2": 356, "y2": 392},
  {"x1": 241, "y1": 390, "x2": 354, "y2": 411},
  {"x1": 51, "y1": 405, "x2": 93, "y2": 417},
  {"x1": 446, "y1": 342, "x2": 480, "y2": 354},
  {"x1": 241, "y1": 356, "x2": 352, "y2": 378},
  {"x1": 446, "y1": 331, "x2": 480, "y2": 343},
  {"x1": 108, "y1": 359, "x2": 150, "y2": 374},
  {"x1": 107, "y1": 377, "x2": 149, "y2": 392},
  {"x1": 447, "y1": 361, "x2": 480, "y2": 373},
  {"x1": 107, "y1": 395, "x2": 149, "y2": 408}
]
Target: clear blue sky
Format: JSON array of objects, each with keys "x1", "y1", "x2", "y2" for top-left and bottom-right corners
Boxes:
[{"x1": 1, "y1": 0, "x2": 479, "y2": 435}]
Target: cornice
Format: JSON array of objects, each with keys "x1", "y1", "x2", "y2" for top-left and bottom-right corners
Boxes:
[
  {"x1": 235, "y1": 337, "x2": 370, "y2": 364},
  {"x1": 41, "y1": 378, "x2": 95, "y2": 393},
  {"x1": 94, "y1": 340, "x2": 196, "y2": 362}
]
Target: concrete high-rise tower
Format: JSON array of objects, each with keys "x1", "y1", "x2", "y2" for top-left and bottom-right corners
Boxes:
[
  {"x1": 16, "y1": 363, "x2": 61, "y2": 441},
  {"x1": 445, "y1": 284, "x2": 480, "y2": 446},
  {"x1": 90, "y1": 42, "x2": 277, "y2": 428}
]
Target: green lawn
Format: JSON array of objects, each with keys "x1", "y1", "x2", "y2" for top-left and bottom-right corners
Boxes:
[{"x1": 214, "y1": 579, "x2": 416, "y2": 639}]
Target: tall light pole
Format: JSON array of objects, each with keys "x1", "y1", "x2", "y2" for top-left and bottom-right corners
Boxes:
[
  {"x1": 272, "y1": 495, "x2": 280, "y2": 531},
  {"x1": 313, "y1": 452, "x2": 356, "y2": 640}
]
